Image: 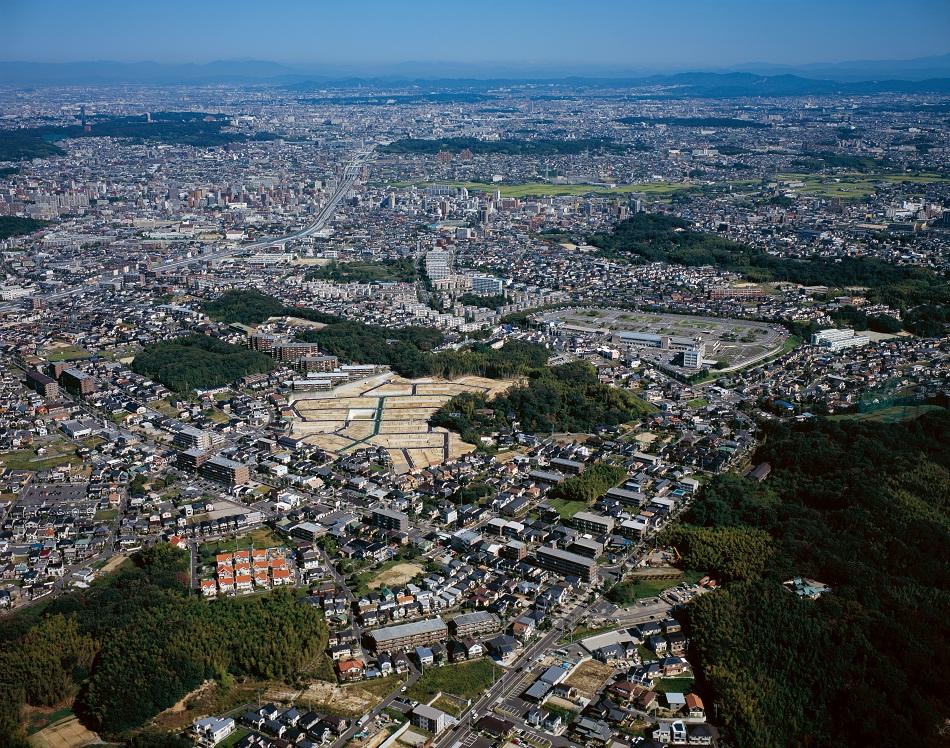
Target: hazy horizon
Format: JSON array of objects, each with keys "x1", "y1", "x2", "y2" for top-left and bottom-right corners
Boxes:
[{"x1": 5, "y1": 0, "x2": 950, "y2": 70}]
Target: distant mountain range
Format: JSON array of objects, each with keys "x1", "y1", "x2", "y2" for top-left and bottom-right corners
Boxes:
[{"x1": 1, "y1": 56, "x2": 950, "y2": 96}]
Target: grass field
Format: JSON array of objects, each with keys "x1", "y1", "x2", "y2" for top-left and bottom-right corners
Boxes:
[
  {"x1": 686, "y1": 398, "x2": 709, "y2": 409},
  {"x1": 829, "y1": 404, "x2": 946, "y2": 423},
  {"x1": 43, "y1": 345, "x2": 93, "y2": 362},
  {"x1": 395, "y1": 181, "x2": 697, "y2": 199},
  {"x1": 546, "y1": 498, "x2": 588, "y2": 519},
  {"x1": 93, "y1": 509, "x2": 118, "y2": 521},
  {"x1": 652, "y1": 677, "x2": 695, "y2": 694},
  {"x1": 406, "y1": 659, "x2": 504, "y2": 703},
  {"x1": 611, "y1": 569, "x2": 706, "y2": 604},
  {"x1": 197, "y1": 528, "x2": 284, "y2": 561},
  {"x1": 0, "y1": 444, "x2": 82, "y2": 472},
  {"x1": 776, "y1": 172, "x2": 950, "y2": 200}
]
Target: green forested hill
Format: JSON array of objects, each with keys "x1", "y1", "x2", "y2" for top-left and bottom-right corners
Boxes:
[
  {"x1": 0, "y1": 546, "x2": 329, "y2": 744},
  {"x1": 670, "y1": 413, "x2": 950, "y2": 747},
  {"x1": 131, "y1": 334, "x2": 275, "y2": 391}
]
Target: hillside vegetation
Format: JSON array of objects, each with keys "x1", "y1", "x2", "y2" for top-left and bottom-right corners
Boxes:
[
  {"x1": 668, "y1": 413, "x2": 950, "y2": 747},
  {"x1": 0, "y1": 545, "x2": 329, "y2": 744},
  {"x1": 131, "y1": 334, "x2": 275, "y2": 391},
  {"x1": 430, "y1": 361, "x2": 654, "y2": 442}
]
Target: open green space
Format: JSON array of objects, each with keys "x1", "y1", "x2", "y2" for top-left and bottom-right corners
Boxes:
[
  {"x1": 775, "y1": 171, "x2": 950, "y2": 200},
  {"x1": 607, "y1": 569, "x2": 706, "y2": 604},
  {"x1": 652, "y1": 677, "x2": 696, "y2": 695},
  {"x1": 197, "y1": 528, "x2": 284, "y2": 561},
  {"x1": 43, "y1": 345, "x2": 93, "y2": 362},
  {"x1": 546, "y1": 498, "x2": 588, "y2": 519},
  {"x1": 0, "y1": 216, "x2": 49, "y2": 239},
  {"x1": 687, "y1": 398, "x2": 710, "y2": 409},
  {"x1": 405, "y1": 659, "x2": 504, "y2": 702},
  {"x1": 306, "y1": 258, "x2": 416, "y2": 284},
  {"x1": 0, "y1": 445, "x2": 82, "y2": 472},
  {"x1": 93, "y1": 509, "x2": 118, "y2": 522},
  {"x1": 349, "y1": 674, "x2": 404, "y2": 700}
]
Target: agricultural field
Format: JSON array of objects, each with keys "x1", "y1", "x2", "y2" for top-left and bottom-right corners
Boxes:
[{"x1": 291, "y1": 373, "x2": 514, "y2": 473}]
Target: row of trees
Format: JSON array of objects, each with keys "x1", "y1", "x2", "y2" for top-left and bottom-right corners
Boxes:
[
  {"x1": 673, "y1": 412, "x2": 950, "y2": 747},
  {"x1": 131, "y1": 334, "x2": 275, "y2": 392},
  {"x1": 0, "y1": 545, "x2": 330, "y2": 743}
]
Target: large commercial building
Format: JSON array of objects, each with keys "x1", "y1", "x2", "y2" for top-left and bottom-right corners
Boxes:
[
  {"x1": 200, "y1": 456, "x2": 250, "y2": 487},
  {"x1": 811, "y1": 328, "x2": 870, "y2": 351},
  {"x1": 471, "y1": 274, "x2": 504, "y2": 296},
  {"x1": 534, "y1": 546, "x2": 597, "y2": 583},
  {"x1": 366, "y1": 617, "x2": 448, "y2": 653},
  {"x1": 371, "y1": 506, "x2": 409, "y2": 532}
]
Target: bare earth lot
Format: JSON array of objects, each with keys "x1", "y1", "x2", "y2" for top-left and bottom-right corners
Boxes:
[
  {"x1": 291, "y1": 374, "x2": 515, "y2": 473},
  {"x1": 367, "y1": 562, "x2": 424, "y2": 590},
  {"x1": 28, "y1": 717, "x2": 99, "y2": 748}
]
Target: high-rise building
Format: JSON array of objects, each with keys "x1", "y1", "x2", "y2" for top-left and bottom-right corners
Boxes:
[
  {"x1": 471, "y1": 274, "x2": 504, "y2": 296},
  {"x1": 425, "y1": 249, "x2": 453, "y2": 281}
]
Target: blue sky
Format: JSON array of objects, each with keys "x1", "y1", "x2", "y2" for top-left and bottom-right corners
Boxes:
[{"x1": 4, "y1": 0, "x2": 950, "y2": 69}]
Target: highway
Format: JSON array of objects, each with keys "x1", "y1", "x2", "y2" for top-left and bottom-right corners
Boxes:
[{"x1": 0, "y1": 146, "x2": 373, "y2": 311}]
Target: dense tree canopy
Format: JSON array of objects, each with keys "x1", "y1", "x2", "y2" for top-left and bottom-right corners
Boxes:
[
  {"x1": 549, "y1": 462, "x2": 627, "y2": 503},
  {"x1": 0, "y1": 545, "x2": 329, "y2": 742},
  {"x1": 676, "y1": 413, "x2": 950, "y2": 747},
  {"x1": 430, "y1": 361, "x2": 654, "y2": 442},
  {"x1": 131, "y1": 334, "x2": 275, "y2": 392},
  {"x1": 203, "y1": 289, "x2": 340, "y2": 326},
  {"x1": 0, "y1": 216, "x2": 49, "y2": 240},
  {"x1": 299, "y1": 324, "x2": 548, "y2": 380}
]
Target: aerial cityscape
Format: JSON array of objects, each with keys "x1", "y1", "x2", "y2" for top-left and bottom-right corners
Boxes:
[{"x1": 0, "y1": 2, "x2": 948, "y2": 748}]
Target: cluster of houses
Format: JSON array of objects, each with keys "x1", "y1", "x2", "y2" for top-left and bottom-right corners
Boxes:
[
  {"x1": 203, "y1": 546, "x2": 294, "y2": 596},
  {"x1": 193, "y1": 702, "x2": 350, "y2": 748}
]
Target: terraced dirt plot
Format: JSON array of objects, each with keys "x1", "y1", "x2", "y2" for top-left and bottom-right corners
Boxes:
[{"x1": 292, "y1": 374, "x2": 515, "y2": 472}]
